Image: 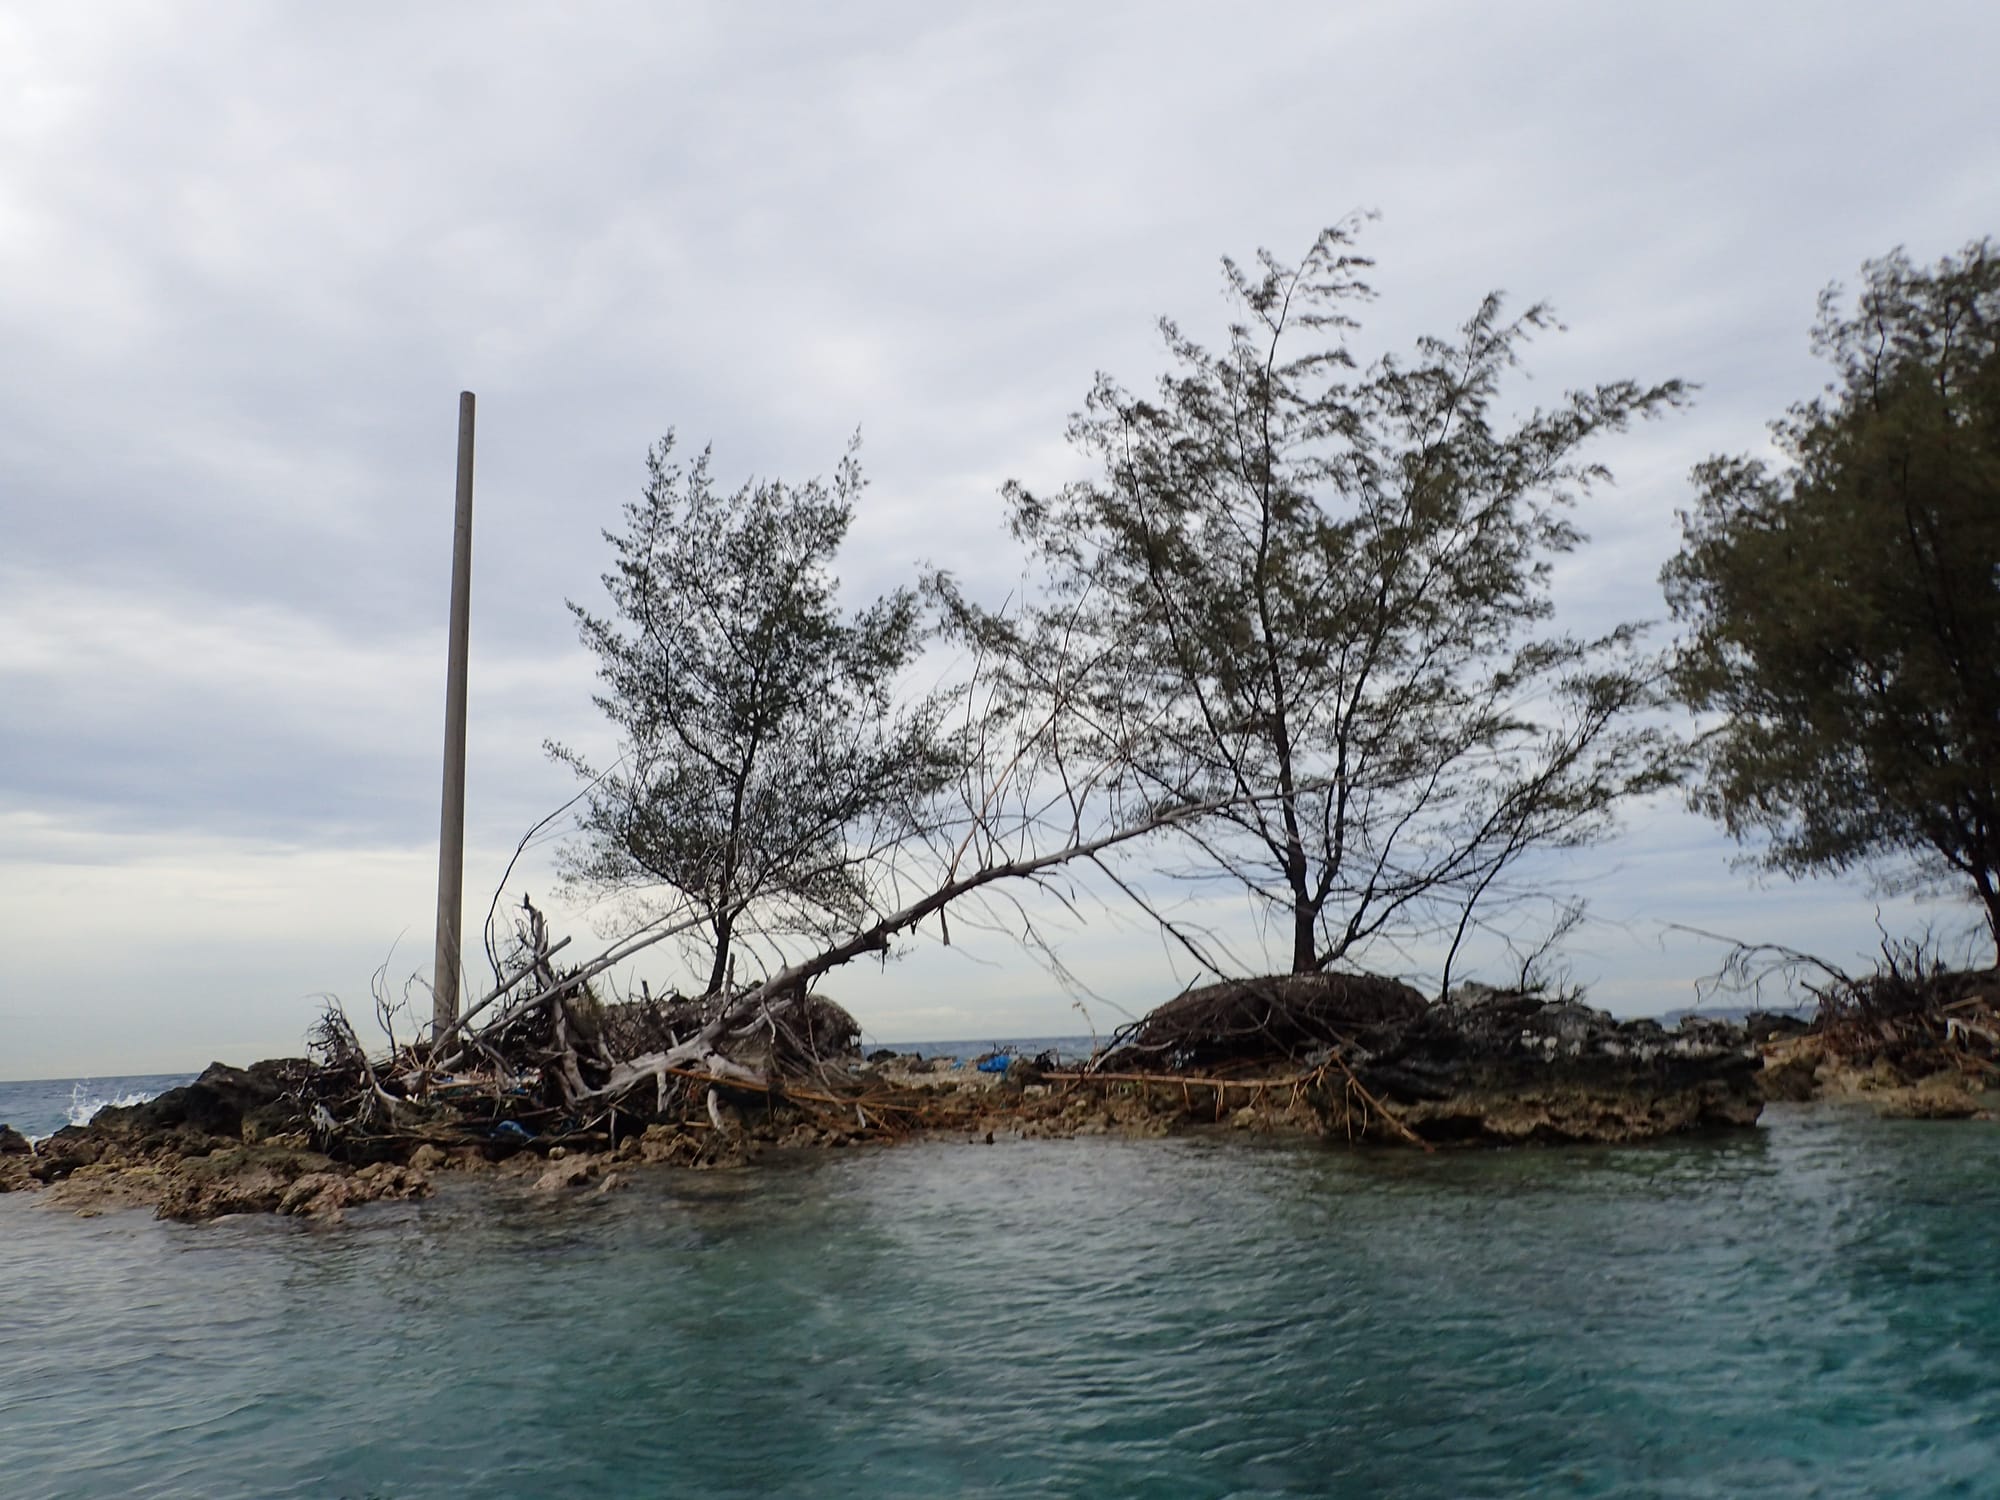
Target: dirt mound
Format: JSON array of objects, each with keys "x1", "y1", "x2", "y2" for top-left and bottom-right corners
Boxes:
[{"x1": 1098, "y1": 973, "x2": 1429, "y2": 1073}]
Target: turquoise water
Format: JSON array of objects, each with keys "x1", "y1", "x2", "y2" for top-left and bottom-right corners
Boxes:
[{"x1": 4, "y1": 1105, "x2": 1998, "y2": 1498}]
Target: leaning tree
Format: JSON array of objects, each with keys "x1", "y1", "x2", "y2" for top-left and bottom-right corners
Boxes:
[
  {"x1": 955, "y1": 220, "x2": 1686, "y2": 985},
  {"x1": 1664, "y1": 239, "x2": 2000, "y2": 959},
  {"x1": 550, "y1": 433, "x2": 961, "y2": 996}
]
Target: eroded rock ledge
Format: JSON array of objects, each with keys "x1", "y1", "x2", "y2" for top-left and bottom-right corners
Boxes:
[
  {"x1": 1350, "y1": 989, "x2": 1770, "y2": 1144},
  {"x1": 5, "y1": 975, "x2": 1991, "y2": 1222},
  {"x1": 1089, "y1": 978, "x2": 1773, "y2": 1147}
]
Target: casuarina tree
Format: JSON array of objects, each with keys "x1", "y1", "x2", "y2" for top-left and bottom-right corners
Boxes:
[
  {"x1": 957, "y1": 220, "x2": 1685, "y2": 984},
  {"x1": 1664, "y1": 240, "x2": 2000, "y2": 957},
  {"x1": 551, "y1": 434, "x2": 959, "y2": 995}
]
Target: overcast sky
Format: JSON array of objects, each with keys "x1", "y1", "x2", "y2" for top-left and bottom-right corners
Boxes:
[{"x1": 4, "y1": 1, "x2": 1996, "y2": 1078}]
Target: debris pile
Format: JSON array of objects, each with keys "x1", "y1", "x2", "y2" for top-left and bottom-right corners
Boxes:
[
  {"x1": 1084, "y1": 975, "x2": 1769, "y2": 1146},
  {"x1": 1815, "y1": 963, "x2": 2000, "y2": 1080},
  {"x1": 1755, "y1": 960, "x2": 2000, "y2": 1116},
  {"x1": 1096, "y1": 974, "x2": 1428, "y2": 1073},
  {"x1": 8, "y1": 938, "x2": 1995, "y2": 1224}
]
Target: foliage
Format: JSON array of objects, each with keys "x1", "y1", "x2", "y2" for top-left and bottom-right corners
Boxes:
[
  {"x1": 1663, "y1": 240, "x2": 2000, "y2": 955},
  {"x1": 550, "y1": 434, "x2": 958, "y2": 994},
  {"x1": 954, "y1": 220, "x2": 1685, "y2": 982}
]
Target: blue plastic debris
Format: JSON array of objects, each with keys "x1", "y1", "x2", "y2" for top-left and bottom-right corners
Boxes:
[
  {"x1": 493, "y1": 1119, "x2": 533, "y2": 1140},
  {"x1": 976, "y1": 1054, "x2": 1012, "y2": 1074}
]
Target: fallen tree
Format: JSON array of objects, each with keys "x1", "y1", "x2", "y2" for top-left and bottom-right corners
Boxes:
[
  {"x1": 16, "y1": 947, "x2": 1997, "y2": 1222},
  {"x1": 14, "y1": 788, "x2": 1997, "y2": 1222},
  {"x1": 247, "y1": 777, "x2": 1300, "y2": 1170}
]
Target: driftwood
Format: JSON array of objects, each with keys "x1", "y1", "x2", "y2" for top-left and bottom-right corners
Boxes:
[
  {"x1": 291, "y1": 948, "x2": 1454, "y2": 1161},
  {"x1": 284, "y1": 798, "x2": 1944, "y2": 1162},
  {"x1": 1814, "y1": 961, "x2": 2000, "y2": 1078},
  {"x1": 251, "y1": 684, "x2": 1456, "y2": 1164}
]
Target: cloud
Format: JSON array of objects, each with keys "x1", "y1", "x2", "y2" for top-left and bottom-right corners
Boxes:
[
  {"x1": 0, "y1": 569, "x2": 590, "y2": 844},
  {"x1": 0, "y1": 810, "x2": 437, "y2": 1076},
  {"x1": 3, "y1": 0, "x2": 1997, "y2": 1073}
]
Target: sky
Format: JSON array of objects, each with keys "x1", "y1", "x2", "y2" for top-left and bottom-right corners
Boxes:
[{"x1": 3, "y1": 1, "x2": 1997, "y2": 1077}]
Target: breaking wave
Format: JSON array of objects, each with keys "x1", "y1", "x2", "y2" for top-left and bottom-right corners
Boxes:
[{"x1": 64, "y1": 1083, "x2": 158, "y2": 1130}]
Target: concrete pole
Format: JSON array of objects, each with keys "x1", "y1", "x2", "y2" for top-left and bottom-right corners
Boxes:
[{"x1": 432, "y1": 391, "x2": 476, "y2": 1041}]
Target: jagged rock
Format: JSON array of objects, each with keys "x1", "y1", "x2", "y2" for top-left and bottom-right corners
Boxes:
[
  {"x1": 276, "y1": 1171, "x2": 347, "y2": 1216},
  {"x1": 275, "y1": 1162, "x2": 433, "y2": 1220},
  {"x1": 533, "y1": 1155, "x2": 601, "y2": 1191},
  {"x1": 28, "y1": 1127, "x2": 108, "y2": 1182},
  {"x1": 0, "y1": 1124, "x2": 32, "y2": 1155},
  {"x1": 1391, "y1": 1080, "x2": 1763, "y2": 1144},
  {"x1": 1746, "y1": 1012, "x2": 1812, "y2": 1044},
  {"x1": 92, "y1": 1060, "x2": 311, "y2": 1145},
  {"x1": 1673, "y1": 1015, "x2": 1744, "y2": 1049},
  {"x1": 1350, "y1": 991, "x2": 1763, "y2": 1146},
  {"x1": 637, "y1": 1124, "x2": 697, "y2": 1164},
  {"x1": 1817, "y1": 1056, "x2": 1908, "y2": 1096},
  {"x1": 153, "y1": 1144, "x2": 335, "y2": 1222},
  {"x1": 1875, "y1": 1073, "x2": 1988, "y2": 1120},
  {"x1": 1755, "y1": 1033, "x2": 1825, "y2": 1100},
  {"x1": 43, "y1": 1162, "x2": 173, "y2": 1215}
]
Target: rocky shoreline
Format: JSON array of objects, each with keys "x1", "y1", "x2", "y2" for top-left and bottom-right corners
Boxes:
[{"x1": 5, "y1": 985, "x2": 1991, "y2": 1225}]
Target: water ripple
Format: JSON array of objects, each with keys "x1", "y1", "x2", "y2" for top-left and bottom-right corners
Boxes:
[{"x1": 3, "y1": 1109, "x2": 1999, "y2": 1497}]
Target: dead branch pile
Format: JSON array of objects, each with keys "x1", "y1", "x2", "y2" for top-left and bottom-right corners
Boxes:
[
  {"x1": 276, "y1": 888, "x2": 894, "y2": 1165},
  {"x1": 1096, "y1": 973, "x2": 1430, "y2": 1074},
  {"x1": 598, "y1": 983, "x2": 861, "y2": 1078},
  {"x1": 1815, "y1": 961, "x2": 2000, "y2": 1078}
]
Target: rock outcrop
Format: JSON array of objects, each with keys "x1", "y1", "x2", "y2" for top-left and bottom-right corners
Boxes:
[
  {"x1": 2, "y1": 1060, "x2": 435, "y2": 1222},
  {"x1": 89, "y1": 1059, "x2": 313, "y2": 1144},
  {"x1": 4, "y1": 971, "x2": 1989, "y2": 1226},
  {"x1": 1350, "y1": 990, "x2": 1765, "y2": 1145}
]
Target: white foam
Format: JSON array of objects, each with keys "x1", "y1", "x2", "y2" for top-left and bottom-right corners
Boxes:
[{"x1": 63, "y1": 1082, "x2": 156, "y2": 1130}]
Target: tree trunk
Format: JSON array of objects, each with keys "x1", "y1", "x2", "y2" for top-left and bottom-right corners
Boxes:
[
  {"x1": 706, "y1": 913, "x2": 733, "y2": 997},
  {"x1": 1979, "y1": 877, "x2": 2000, "y2": 970},
  {"x1": 1290, "y1": 899, "x2": 1317, "y2": 976}
]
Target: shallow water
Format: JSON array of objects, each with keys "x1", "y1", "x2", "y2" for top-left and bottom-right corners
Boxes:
[{"x1": 4, "y1": 1106, "x2": 1998, "y2": 1498}]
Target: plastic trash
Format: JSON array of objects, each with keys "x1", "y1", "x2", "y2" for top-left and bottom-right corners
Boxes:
[
  {"x1": 976, "y1": 1053, "x2": 1013, "y2": 1074},
  {"x1": 493, "y1": 1119, "x2": 533, "y2": 1140}
]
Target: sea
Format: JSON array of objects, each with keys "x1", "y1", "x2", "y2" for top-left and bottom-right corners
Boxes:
[
  {"x1": 3, "y1": 1072, "x2": 1998, "y2": 1498},
  {"x1": 1, "y1": 1074, "x2": 201, "y2": 1141}
]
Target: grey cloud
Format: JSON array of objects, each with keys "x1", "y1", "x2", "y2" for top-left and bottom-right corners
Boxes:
[{"x1": 3, "y1": 0, "x2": 1997, "y2": 1067}]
